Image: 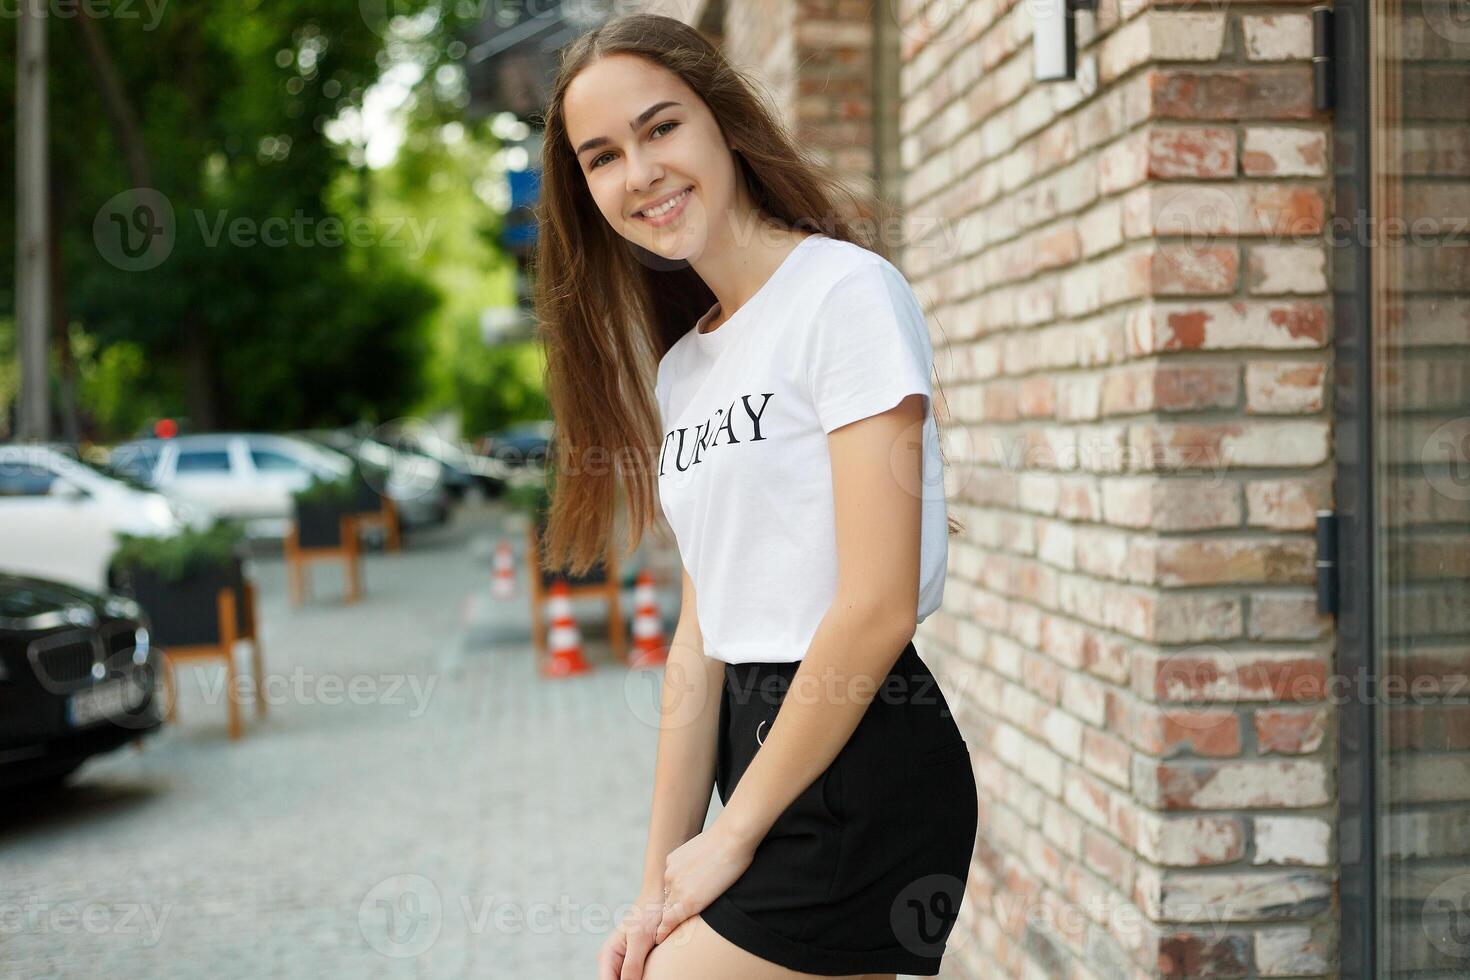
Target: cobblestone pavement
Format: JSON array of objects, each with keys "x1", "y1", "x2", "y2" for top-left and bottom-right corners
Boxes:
[{"x1": 1, "y1": 499, "x2": 676, "y2": 979}]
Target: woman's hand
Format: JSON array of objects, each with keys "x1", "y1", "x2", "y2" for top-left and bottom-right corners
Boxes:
[
  {"x1": 597, "y1": 887, "x2": 664, "y2": 980},
  {"x1": 654, "y1": 820, "x2": 758, "y2": 944}
]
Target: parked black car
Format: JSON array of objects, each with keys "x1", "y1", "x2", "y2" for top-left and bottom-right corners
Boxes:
[{"x1": 0, "y1": 573, "x2": 164, "y2": 790}]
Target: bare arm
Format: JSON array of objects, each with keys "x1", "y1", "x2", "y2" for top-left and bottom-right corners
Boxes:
[
  {"x1": 711, "y1": 393, "x2": 927, "y2": 848},
  {"x1": 639, "y1": 565, "x2": 725, "y2": 893}
]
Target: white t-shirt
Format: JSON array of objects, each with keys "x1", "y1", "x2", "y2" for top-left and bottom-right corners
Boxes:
[{"x1": 654, "y1": 233, "x2": 948, "y2": 665}]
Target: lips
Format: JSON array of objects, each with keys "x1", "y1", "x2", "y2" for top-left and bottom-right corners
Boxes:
[{"x1": 633, "y1": 186, "x2": 692, "y2": 219}]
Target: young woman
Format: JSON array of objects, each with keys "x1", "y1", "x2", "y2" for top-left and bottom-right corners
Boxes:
[{"x1": 533, "y1": 14, "x2": 978, "y2": 980}]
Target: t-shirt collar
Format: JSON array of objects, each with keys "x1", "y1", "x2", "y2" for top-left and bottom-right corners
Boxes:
[{"x1": 692, "y1": 233, "x2": 824, "y2": 351}]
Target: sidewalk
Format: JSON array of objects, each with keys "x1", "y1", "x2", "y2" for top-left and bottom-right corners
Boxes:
[{"x1": 0, "y1": 499, "x2": 679, "y2": 977}]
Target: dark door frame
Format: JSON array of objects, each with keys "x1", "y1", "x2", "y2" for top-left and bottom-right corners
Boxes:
[{"x1": 1331, "y1": 0, "x2": 1377, "y2": 975}]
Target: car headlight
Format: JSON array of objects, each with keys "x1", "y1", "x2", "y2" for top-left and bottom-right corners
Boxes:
[
  {"x1": 133, "y1": 626, "x2": 152, "y2": 665},
  {"x1": 104, "y1": 595, "x2": 143, "y2": 620}
]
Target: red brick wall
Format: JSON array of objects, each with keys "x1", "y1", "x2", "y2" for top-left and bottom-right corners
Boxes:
[
  {"x1": 670, "y1": 0, "x2": 1341, "y2": 974},
  {"x1": 894, "y1": 0, "x2": 1337, "y2": 976}
]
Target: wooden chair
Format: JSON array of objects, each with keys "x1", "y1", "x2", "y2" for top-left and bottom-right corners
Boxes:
[
  {"x1": 354, "y1": 496, "x2": 402, "y2": 552},
  {"x1": 284, "y1": 515, "x2": 362, "y2": 606},
  {"x1": 160, "y1": 582, "x2": 267, "y2": 740},
  {"x1": 526, "y1": 519, "x2": 626, "y2": 669}
]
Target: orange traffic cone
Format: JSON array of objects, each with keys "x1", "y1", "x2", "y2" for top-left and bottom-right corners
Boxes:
[
  {"x1": 491, "y1": 540, "x2": 517, "y2": 600},
  {"x1": 543, "y1": 579, "x2": 592, "y2": 677},
  {"x1": 627, "y1": 569, "x2": 668, "y2": 669}
]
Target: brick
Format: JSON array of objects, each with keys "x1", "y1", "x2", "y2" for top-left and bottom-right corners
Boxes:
[
  {"x1": 1245, "y1": 361, "x2": 1327, "y2": 414},
  {"x1": 1134, "y1": 647, "x2": 1329, "y2": 703},
  {"x1": 1152, "y1": 594, "x2": 1243, "y2": 643},
  {"x1": 1160, "y1": 870, "x2": 1332, "y2": 922},
  {"x1": 1136, "y1": 758, "x2": 1332, "y2": 808},
  {"x1": 1100, "y1": 13, "x2": 1228, "y2": 83},
  {"x1": 1154, "y1": 537, "x2": 1315, "y2": 587},
  {"x1": 1253, "y1": 815, "x2": 1333, "y2": 866},
  {"x1": 1082, "y1": 727, "x2": 1133, "y2": 787},
  {"x1": 1133, "y1": 701, "x2": 1242, "y2": 756},
  {"x1": 1254, "y1": 706, "x2": 1328, "y2": 754},
  {"x1": 1148, "y1": 126, "x2": 1236, "y2": 178},
  {"x1": 1255, "y1": 925, "x2": 1333, "y2": 976},
  {"x1": 1101, "y1": 362, "x2": 1240, "y2": 416},
  {"x1": 1242, "y1": 126, "x2": 1328, "y2": 176},
  {"x1": 1128, "y1": 421, "x2": 1330, "y2": 471},
  {"x1": 1136, "y1": 812, "x2": 1245, "y2": 866},
  {"x1": 1083, "y1": 825, "x2": 1135, "y2": 887},
  {"x1": 1247, "y1": 243, "x2": 1327, "y2": 294},
  {"x1": 1247, "y1": 592, "x2": 1331, "y2": 640},
  {"x1": 1132, "y1": 300, "x2": 1328, "y2": 353},
  {"x1": 1245, "y1": 478, "x2": 1329, "y2": 530},
  {"x1": 1147, "y1": 183, "x2": 1326, "y2": 237},
  {"x1": 1149, "y1": 67, "x2": 1316, "y2": 120},
  {"x1": 1150, "y1": 479, "x2": 1243, "y2": 531},
  {"x1": 1242, "y1": 14, "x2": 1314, "y2": 60},
  {"x1": 1157, "y1": 932, "x2": 1252, "y2": 977},
  {"x1": 1151, "y1": 244, "x2": 1239, "y2": 294}
]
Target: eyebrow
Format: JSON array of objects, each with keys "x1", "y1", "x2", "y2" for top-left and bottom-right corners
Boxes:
[{"x1": 574, "y1": 101, "x2": 682, "y2": 158}]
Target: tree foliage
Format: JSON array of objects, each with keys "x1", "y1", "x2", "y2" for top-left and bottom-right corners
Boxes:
[{"x1": 0, "y1": 2, "x2": 479, "y2": 438}]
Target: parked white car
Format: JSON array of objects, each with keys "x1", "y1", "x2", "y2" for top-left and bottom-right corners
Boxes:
[
  {"x1": 109, "y1": 433, "x2": 356, "y2": 539},
  {"x1": 0, "y1": 444, "x2": 211, "y2": 592}
]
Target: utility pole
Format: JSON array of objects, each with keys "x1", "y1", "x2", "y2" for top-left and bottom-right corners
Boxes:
[{"x1": 16, "y1": 0, "x2": 52, "y2": 443}]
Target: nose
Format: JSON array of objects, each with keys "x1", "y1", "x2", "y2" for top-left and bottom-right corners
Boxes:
[{"x1": 624, "y1": 144, "x2": 664, "y2": 197}]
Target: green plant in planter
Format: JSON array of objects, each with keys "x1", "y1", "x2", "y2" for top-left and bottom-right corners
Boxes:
[
  {"x1": 113, "y1": 519, "x2": 247, "y2": 584},
  {"x1": 292, "y1": 472, "x2": 360, "y2": 549},
  {"x1": 353, "y1": 460, "x2": 392, "y2": 513},
  {"x1": 112, "y1": 519, "x2": 250, "y2": 646},
  {"x1": 293, "y1": 472, "x2": 358, "y2": 507}
]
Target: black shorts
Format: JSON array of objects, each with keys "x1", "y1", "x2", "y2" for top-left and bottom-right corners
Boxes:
[{"x1": 700, "y1": 640, "x2": 979, "y2": 976}]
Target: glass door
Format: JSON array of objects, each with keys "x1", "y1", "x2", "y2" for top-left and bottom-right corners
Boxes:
[{"x1": 1339, "y1": 0, "x2": 1470, "y2": 974}]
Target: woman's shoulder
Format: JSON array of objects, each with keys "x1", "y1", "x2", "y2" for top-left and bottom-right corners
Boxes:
[{"x1": 802, "y1": 235, "x2": 914, "y2": 303}]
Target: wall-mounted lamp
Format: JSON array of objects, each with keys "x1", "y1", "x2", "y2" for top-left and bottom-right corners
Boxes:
[{"x1": 1034, "y1": 0, "x2": 1098, "y2": 82}]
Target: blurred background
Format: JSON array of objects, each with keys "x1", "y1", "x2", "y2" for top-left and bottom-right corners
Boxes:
[{"x1": 0, "y1": 2, "x2": 687, "y2": 976}]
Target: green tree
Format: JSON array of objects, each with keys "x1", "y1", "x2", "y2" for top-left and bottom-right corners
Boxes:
[{"x1": 0, "y1": 2, "x2": 491, "y2": 438}]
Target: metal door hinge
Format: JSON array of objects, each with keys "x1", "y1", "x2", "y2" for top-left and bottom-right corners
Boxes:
[
  {"x1": 1316, "y1": 510, "x2": 1339, "y2": 616},
  {"x1": 1312, "y1": 6, "x2": 1335, "y2": 112}
]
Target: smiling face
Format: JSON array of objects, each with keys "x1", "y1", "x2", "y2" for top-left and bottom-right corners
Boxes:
[{"x1": 563, "y1": 53, "x2": 744, "y2": 261}]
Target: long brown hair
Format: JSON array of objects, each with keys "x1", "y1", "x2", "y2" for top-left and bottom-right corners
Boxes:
[{"x1": 531, "y1": 12, "x2": 961, "y2": 577}]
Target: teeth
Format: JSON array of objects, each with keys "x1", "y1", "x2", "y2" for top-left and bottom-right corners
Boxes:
[{"x1": 641, "y1": 188, "x2": 689, "y2": 218}]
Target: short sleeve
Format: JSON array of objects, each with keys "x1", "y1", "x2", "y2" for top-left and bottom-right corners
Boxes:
[{"x1": 803, "y1": 262, "x2": 934, "y2": 434}]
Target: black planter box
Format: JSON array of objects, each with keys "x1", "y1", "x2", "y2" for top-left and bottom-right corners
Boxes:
[
  {"x1": 353, "y1": 471, "x2": 386, "y2": 513},
  {"x1": 120, "y1": 556, "x2": 249, "y2": 648},
  {"x1": 296, "y1": 497, "x2": 358, "y2": 549}
]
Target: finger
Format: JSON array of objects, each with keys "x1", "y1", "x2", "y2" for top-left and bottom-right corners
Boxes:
[
  {"x1": 597, "y1": 940, "x2": 621, "y2": 980},
  {"x1": 621, "y1": 929, "x2": 654, "y2": 980},
  {"x1": 654, "y1": 902, "x2": 682, "y2": 944}
]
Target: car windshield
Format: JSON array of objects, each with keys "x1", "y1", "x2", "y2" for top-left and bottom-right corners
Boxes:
[{"x1": 26, "y1": 447, "x2": 157, "y2": 494}]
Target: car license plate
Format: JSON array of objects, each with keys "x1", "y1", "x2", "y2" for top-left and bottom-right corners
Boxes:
[{"x1": 68, "y1": 679, "x2": 133, "y2": 728}]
